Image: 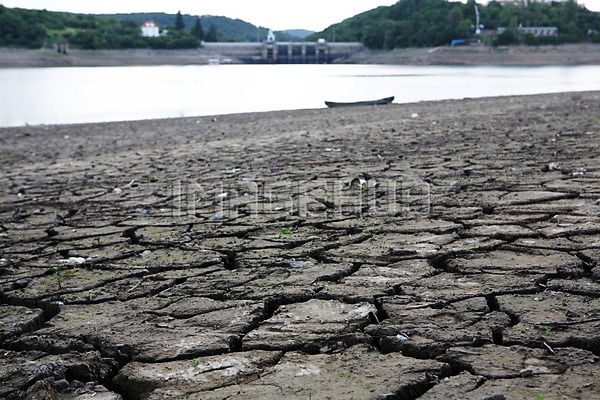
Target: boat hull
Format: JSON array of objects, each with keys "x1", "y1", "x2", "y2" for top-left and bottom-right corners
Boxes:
[{"x1": 325, "y1": 96, "x2": 394, "y2": 108}]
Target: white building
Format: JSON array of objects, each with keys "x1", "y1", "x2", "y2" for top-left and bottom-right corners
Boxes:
[
  {"x1": 496, "y1": 0, "x2": 574, "y2": 4},
  {"x1": 141, "y1": 21, "x2": 160, "y2": 37},
  {"x1": 497, "y1": 26, "x2": 558, "y2": 36}
]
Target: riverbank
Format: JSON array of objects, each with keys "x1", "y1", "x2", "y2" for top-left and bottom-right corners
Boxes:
[
  {"x1": 1, "y1": 92, "x2": 599, "y2": 399},
  {"x1": 345, "y1": 43, "x2": 600, "y2": 65},
  {"x1": 2, "y1": 43, "x2": 600, "y2": 67}
]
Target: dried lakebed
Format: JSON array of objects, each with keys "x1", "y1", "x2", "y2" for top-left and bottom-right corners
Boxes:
[{"x1": 1, "y1": 92, "x2": 600, "y2": 399}]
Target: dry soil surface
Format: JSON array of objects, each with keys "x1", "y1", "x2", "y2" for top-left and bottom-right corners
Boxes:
[{"x1": 1, "y1": 92, "x2": 600, "y2": 399}]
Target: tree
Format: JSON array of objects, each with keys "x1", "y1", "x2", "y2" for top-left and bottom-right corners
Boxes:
[
  {"x1": 494, "y1": 28, "x2": 520, "y2": 45},
  {"x1": 205, "y1": 25, "x2": 218, "y2": 42},
  {"x1": 191, "y1": 17, "x2": 204, "y2": 40},
  {"x1": 566, "y1": 0, "x2": 578, "y2": 23},
  {"x1": 175, "y1": 11, "x2": 185, "y2": 31}
]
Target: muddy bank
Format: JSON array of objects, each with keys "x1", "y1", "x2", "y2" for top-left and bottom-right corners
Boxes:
[
  {"x1": 0, "y1": 48, "x2": 214, "y2": 68},
  {"x1": 345, "y1": 43, "x2": 600, "y2": 65},
  {"x1": 1, "y1": 92, "x2": 600, "y2": 399},
  {"x1": 2, "y1": 43, "x2": 600, "y2": 67}
]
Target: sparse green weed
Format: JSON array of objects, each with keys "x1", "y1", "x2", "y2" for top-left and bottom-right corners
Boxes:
[
  {"x1": 280, "y1": 226, "x2": 294, "y2": 235},
  {"x1": 52, "y1": 266, "x2": 64, "y2": 290}
]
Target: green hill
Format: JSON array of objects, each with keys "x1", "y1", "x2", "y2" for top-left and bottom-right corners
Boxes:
[
  {"x1": 4, "y1": 1, "x2": 597, "y2": 51},
  {"x1": 95, "y1": 12, "x2": 304, "y2": 42},
  {"x1": 281, "y1": 29, "x2": 315, "y2": 39},
  {"x1": 307, "y1": 0, "x2": 600, "y2": 48},
  {"x1": 0, "y1": 6, "x2": 305, "y2": 49},
  {"x1": 0, "y1": 6, "x2": 198, "y2": 49}
]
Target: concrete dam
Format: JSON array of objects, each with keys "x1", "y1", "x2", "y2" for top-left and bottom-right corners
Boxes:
[{"x1": 202, "y1": 40, "x2": 364, "y2": 64}]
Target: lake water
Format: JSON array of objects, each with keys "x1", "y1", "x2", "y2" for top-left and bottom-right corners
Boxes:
[{"x1": 1, "y1": 64, "x2": 600, "y2": 127}]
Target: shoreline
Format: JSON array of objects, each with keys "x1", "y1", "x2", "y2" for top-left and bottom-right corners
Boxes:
[
  {"x1": 1, "y1": 89, "x2": 597, "y2": 129},
  {"x1": 1, "y1": 43, "x2": 600, "y2": 68}
]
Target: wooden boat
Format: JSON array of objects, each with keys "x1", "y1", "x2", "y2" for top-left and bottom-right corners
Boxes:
[{"x1": 325, "y1": 96, "x2": 394, "y2": 108}]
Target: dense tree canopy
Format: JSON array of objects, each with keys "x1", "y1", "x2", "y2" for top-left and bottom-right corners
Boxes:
[
  {"x1": 1, "y1": 1, "x2": 599, "y2": 50},
  {"x1": 174, "y1": 11, "x2": 185, "y2": 31},
  {"x1": 191, "y1": 17, "x2": 204, "y2": 40},
  {"x1": 0, "y1": 5, "x2": 203, "y2": 49},
  {"x1": 309, "y1": 0, "x2": 600, "y2": 48},
  {"x1": 205, "y1": 25, "x2": 218, "y2": 42},
  {"x1": 0, "y1": 7, "x2": 300, "y2": 49}
]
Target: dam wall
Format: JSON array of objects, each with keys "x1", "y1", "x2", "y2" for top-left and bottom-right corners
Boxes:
[{"x1": 203, "y1": 40, "x2": 364, "y2": 64}]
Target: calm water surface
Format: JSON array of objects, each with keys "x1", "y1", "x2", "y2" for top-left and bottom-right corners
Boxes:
[{"x1": 1, "y1": 64, "x2": 600, "y2": 127}]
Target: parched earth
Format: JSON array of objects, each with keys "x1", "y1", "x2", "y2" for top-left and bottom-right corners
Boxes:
[{"x1": 1, "y1": 92, "x2": 599, "y2": 399}]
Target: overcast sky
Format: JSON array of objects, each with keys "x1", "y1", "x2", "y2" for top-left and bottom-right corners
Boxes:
[
  {"x1": 3, "y1": 0, "x2": 599, "y2": 31},
  {"x1": 2, "y1": 0, "x2": 400, "y2": 31}
]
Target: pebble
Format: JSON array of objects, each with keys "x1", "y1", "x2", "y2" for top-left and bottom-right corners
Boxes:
[
  {"x1": 519, "y1": 368, "x2": 533, "y2": 377},
  {"x1": 60, "y1": 257, "x2": 86, "y2": 265}
]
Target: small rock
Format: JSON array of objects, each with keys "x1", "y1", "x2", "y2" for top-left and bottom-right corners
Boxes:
[
  {"x1": 572, "y1": 168, "x2": 586, "y2": 177},
  {"x1": 591, "y1": 266, "x2": 600, "y2": 281},
  {"x1": 447, "y1": 181, "x2": 461, "y2": 194},
  {"x1": 519, "y1": 368, "x2": 533, "y2": 377},
  {"x1": 411, "y1": 113, "x2": 419, "y2": 118},
  {"x1": 290, "y1": 260, "x2": 314, "y2": 268},
  {"x1": 54, "y1": 378, "x2": 70, "y2": 392},
  {"x1": 45, "y1": 227, "x2": 58, "y2": 237},
  {"x1": 28, "y1": 362, "x2": 67, "y2": 384},
  {"x1": 71, "y1": 380, "x2": 84, "y2": 388},
  {"x1": 483, "y1": 395, "x2": 505, "y2": 400},
  {"x1": 60, "y1": 257, "x2": 86, "y2": 266},
  {"x1": 350, "y1": 177, "x2": 367, "y2": 189}
]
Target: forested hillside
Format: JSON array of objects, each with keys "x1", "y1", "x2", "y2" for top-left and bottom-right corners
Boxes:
[
  {"x1": 0, "y1": 6, "x2": 301, "y2": 49},
  {"x1": 98, "y1": 13, "x2": 301, "y2": 42},
  {"x1": 0, "y1": 6, "x2": 199, "y2": 48},
  {"x1": 309, "y1": 0, "x2": 600, "y2": 48},
  {"x1": 2, "y1": 1, "x2": 600, "y2": 50}
]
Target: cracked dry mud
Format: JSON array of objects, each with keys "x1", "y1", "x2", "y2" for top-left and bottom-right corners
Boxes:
[{"x1": 1, "y1": 91, "x2": 599, "y2": 399}]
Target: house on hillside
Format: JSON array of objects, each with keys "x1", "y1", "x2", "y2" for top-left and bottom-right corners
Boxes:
[
  {"x1": 141, "y1": 21, "x2": 160, "y2": 37},
  {"x1": 496, "y1": 0, "x2": 573, "y2": 4},
  {"x1": 497, "y1": 26, "x2": 558, "y2": 37}
]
